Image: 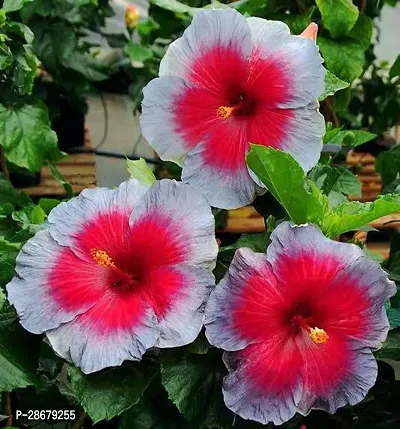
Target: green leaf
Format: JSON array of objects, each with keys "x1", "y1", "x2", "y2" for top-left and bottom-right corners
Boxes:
[
  {"x1": 0, "y1": 239, "x2": 20, "y2": 288},
  {"x1": 220, "y1": 232, "x2": 270, "y2": 254},
  {"x1": 321, "y1": 194, "x2": 400, "y2": 237},
  {"x1": 377, "y1": 330, "x2": 400, "y2": 360},
  {"x1": 0, "y1": 318, "x2": 40, "y2": 391},
  {"x1": 347, "y1": 14, "x2": 373, "y2": 51},
  {"x1": 318, "y1": 36, "x2": 364, "y2": 83},
  {"x1": 324, "y1": 129, "x2": 376, "y2": 148},
  {"x1": 389, "y1": 55, "x2": 400, "y2": 79},
  {"x1": 246, "y1": 145, "x2": 328, "y2": 225},
  {"x1": 316, "y1": 0, "x2": 358, "y2": 38},
  {"x1": 0, "y1": 103, "x2": 64, "y2": 173},
  {"x1": 48, "y1": 162, "x2": 72, "y2": 198},
  {"x1": 388, "y1": 307, "x2": 400, "y2": 330},
  {"x1": 309, "y1": 164, "x2": 361, "y2": 208},
  {"x1": 11, "y1": 45, "x2": 37, "y2": 95},
  {"x1": 376, "y1": 146, "x2": 400, "y2": 187},
  {"x1": 38, "y1": 198, "x2": 60, "y2": 215},
  {"x1": 69, "y1": 364, "x2": 156, "y2": 424},
  {"x1": 0, "y1": 176, "x2": 18, "y2": 206},
  {"x1": 318, "y1": 70, "x2": 349, "y2": 100},
  {"x1": 3, "y1": 0, "x2": 33, "y2": 13},
  {"x1": 160, "y1": 349, "x2": 232, "y2": 427},
  {"x1": 127, "y1": 158, "x2": 156, "y2": 186},
  {"x1": 124, "y1": 42, "x2": 153, "y2": 63},
  {"x1": 150, "y1": 0, "x2": 198, "y2": 15}
]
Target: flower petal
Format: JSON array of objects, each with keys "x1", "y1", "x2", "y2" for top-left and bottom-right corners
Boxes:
[
  {"x1": 182, "y1": 141, "x2": 265, "y2": 209},
  {"x1": 46, "y1": 289, "x2": 159, "y2": 374},
  {"x1": 323, "y1": 257, "x2": 396, "y2": 349},
  {"x1": 130, "y1": 179, "x2": 218, "y2": 269},
  {"x1": 159, "y1": 9, "x2": 252, "y2": 82},
  {"x1": 6, "y1": 230, "x2": 103, "y2": 334},
  {"x1": 247, "y1": 17, "x2": 325, "y2": 108},
  {"x1": 48, "y1": 179, "x2": 149, "y2": 259},
  {"x1": 222, "y1": 340, "x2": 302, "y2": 425},
  {"x1": 297, "y1": 340, "x2": 377, "y2": 415},
  {"x1": 246, "y1": 101, "x2": 325, "y2": 172},
  {"x1": 154, "y1": 266, "x2": 215, "y2": 348},
  {"x1": 205, "y1": 247, "x2": 279, "y2": 351},
  {"x1": 141, "y1": 76, "x2": 193, "y2": 165}
]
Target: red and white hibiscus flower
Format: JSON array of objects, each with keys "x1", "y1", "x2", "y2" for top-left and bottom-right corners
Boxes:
[
  {"x1": 205, "y1": 222, "x2": 396, "y2": 425},
  {"x1": 141, "y1": 9, "x2": 326, "y2": 209},
  {"x1": 7, "y1": 179, "x2": 218, "y2": 374}
]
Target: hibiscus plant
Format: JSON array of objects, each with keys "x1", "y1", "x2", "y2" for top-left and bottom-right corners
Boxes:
[{"x1": 1, "y1": 2, "x2": 400, "y2": 429}]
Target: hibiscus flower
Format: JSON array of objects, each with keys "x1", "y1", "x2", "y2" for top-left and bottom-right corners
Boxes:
[
  {"x1": 141, "y1": 9, "x2": 326, "y2": 209},
  {"x1": 7, "y1": 179, "x2": 218, "y2": 374},
  {"x1": 205, "y1": 222, "x2": 395, "y2": 425}
]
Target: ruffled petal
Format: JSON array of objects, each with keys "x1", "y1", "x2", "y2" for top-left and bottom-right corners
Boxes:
[
  {"x1": 246, "y1": 102, "x2": 324, "y2": 172},
  {"x1": 48, "y1": 179, "x2": 150, "y2": 260},
  {"x1": 322, "y1": 257, "x2": 396, "y2": 349},
  {"x1": 6, "y1": 230, "x2": 104, "y2": 334},
  {"x1": 154, "y1": 266, "x2": 215, "y2": 348},
  {"x1": 297, "y1": 339, "x2": 377, "y2": 415},
  {"x1": 205, "y1": 248, "x2": 279, "y2": 351},
  {"x1": 223, "y1": 340, "x2": 302, "y2": 425},
  {"x1": 141, "y1": 76, "x2": 194, "y2": 164},
  {"x1": 46, "y1": 288, "x2": 159, "y2": 374},
  {"x1": 247, "y1": 17, "x2": 325, "y2": 108},
  {"x1": 130, "y1": 179, "x2": 218, "y2": 270},
  {"x1": 159, "y1": 9, "x2": 252, "y2": 83},
  {"x1": 182, "y1": 142, "x2": 264, "y2": 209}
]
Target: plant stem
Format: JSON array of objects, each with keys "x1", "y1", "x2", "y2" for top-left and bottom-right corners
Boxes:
[
  {"x1": 71, "y1": 411, "x2": 87, "y2": 429},
  {"x1": 5, "y1": 392, "x2": 13, "y2": 427},
  {"x1": 0, "y1": 146, "x2": 10, "y2": 180},
  {"x1": 360, "y1": 0, "x2": 367, "y2": 13},
  {"x1": 324, "y1": 98, "x2": 340, "y2": 128}
]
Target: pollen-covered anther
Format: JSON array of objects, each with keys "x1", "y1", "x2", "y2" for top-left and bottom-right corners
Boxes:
[
  {"x1": 217, "y1": 106, "x2": 233, "y2": 119},
  {"x1": 90, "y1": 249, "x2": 115, "y2": 267},
  {"x1": 309, "y1": 327, "x2": 329, "y2": 344}
]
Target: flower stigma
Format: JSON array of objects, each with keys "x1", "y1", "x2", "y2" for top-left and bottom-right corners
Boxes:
[
  {"x1": 309, "y1": 327, "x2": 329, "y2": 344},
  {"x1": 217, "y1": 106, "x2": 233, "y2": 119}
]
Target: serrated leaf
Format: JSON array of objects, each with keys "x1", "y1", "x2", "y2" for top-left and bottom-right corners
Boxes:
[
  {"x1": 318, "y1": 70, "x2": 349, "y2": 100},
  {"x1": 246, "y1": 145, "x2": 328, "y2": 225},
  {"x1": 69, "y1": 364, "x2": 156, "y2": 424},
  {"x1": 127, "y1": 158, "x2": 156, "y2": 186},
  {"x1": 0, "y1": 103, "x2": 64, "y2": 173},
  {"x1": 160, "y1": 349, "x2": 232, "y2": 427},
  {"x1": 318, "y1": 36, "x2": 364, "y2": 83},
  {"x1": 316, "y1": 0, "x2": 358, "y2": 38},
  {"x1": 321, "y1": 194, "x2": 400, "y2": 237},
  {"x1": 324, "y1": 129, "x2": 376, "y2": 148}
]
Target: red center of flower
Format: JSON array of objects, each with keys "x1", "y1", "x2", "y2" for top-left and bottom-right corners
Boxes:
[
  {"x1": 217, "y1": 93, "x2": 257, "y2": 120},
  {"x1": 289, "y1": 304, "x2": 329, "y2": 344},
  {"x1": 91, "y1": 248, "x2": 140, "y2": 291}
]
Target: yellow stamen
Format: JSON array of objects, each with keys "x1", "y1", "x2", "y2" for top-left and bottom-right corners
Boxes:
[
  {"x1": 309, "y1": 327, "x2": 329, "y2": 344},
  {"x1": 217, "y1": 106, "x2": 233, "y2": 119},
  {"x1": 91, "y1": 249, "x2": 115, "y2": 267}
]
